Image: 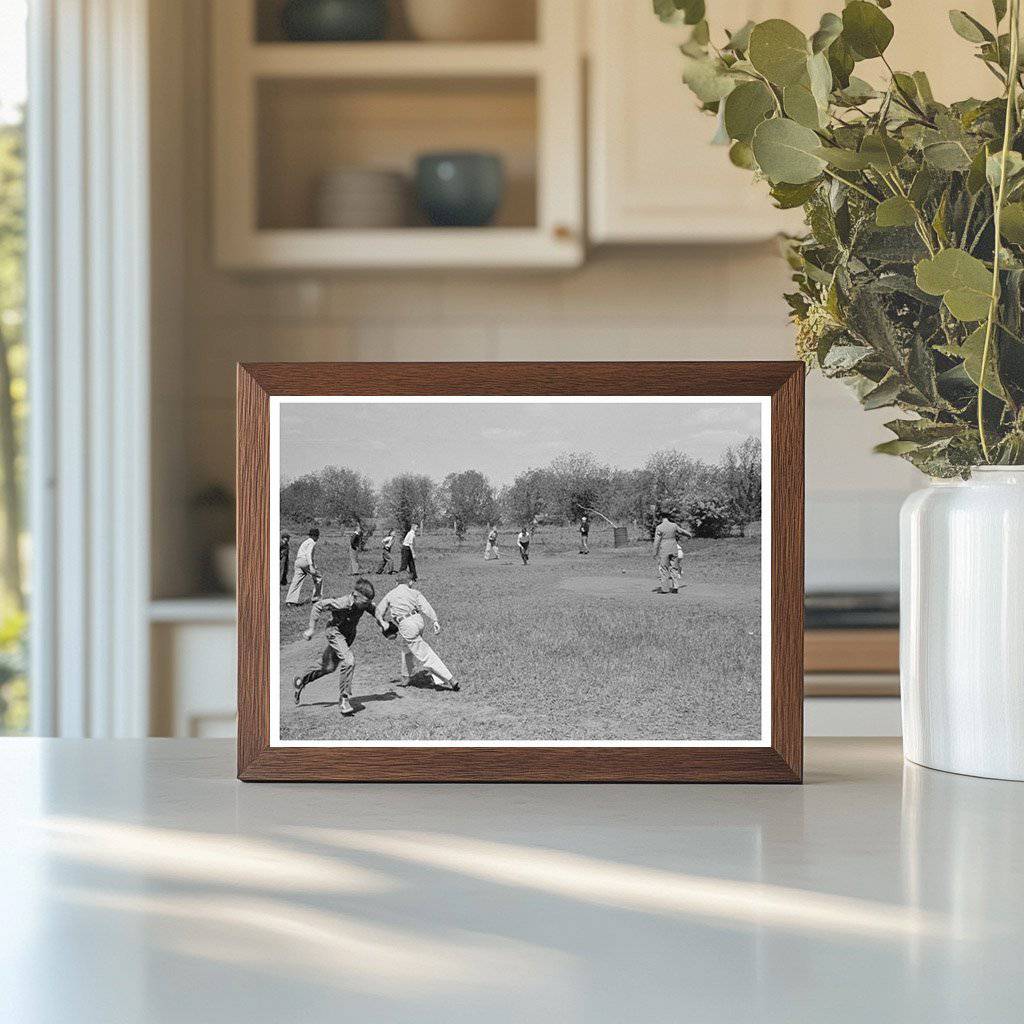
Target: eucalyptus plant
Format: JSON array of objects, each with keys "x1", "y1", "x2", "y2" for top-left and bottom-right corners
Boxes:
[{"x1": 659, "y1": 0, "x2": 1024, "y2": 475}]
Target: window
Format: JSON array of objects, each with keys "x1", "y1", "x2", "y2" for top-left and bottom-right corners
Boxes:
[{"x1": 0, "y1": 0, "x2": 28, "y2": 734}]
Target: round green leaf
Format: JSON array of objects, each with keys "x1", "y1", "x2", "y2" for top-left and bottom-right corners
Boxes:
[
  {"x1": 811, "y1": 12, "x2": 843, "y2": 54},
  {"x1": 949, "y1": 10, "x2": 993, "y2": 44},
  {"x1": 748, "y1": 19, "x2": 810, "y2": 86},
  {"x1": 814, "y1": 145, "x2": 871, "y2": 171},
  {"x1": 875, "y1": 196, "x2": 918, "y2": 228},
  {"x1": 807, "y1": 51, "x2": 833, "y2": 109},
  {"x1": 681, "y1": 55, "x2": 736, "y2": 103},
  {"x1": 724, "y1": 20, "x2": 755, "y2": 54},
  {"x1": 959, "y1": 325, "x2": 1006, "y2": 398},
  {"x1": 723, "y1": 81, "x2": 775, "y2": 143},
  {"x1": 729, "y1": 140, "x2": 758, "y2": 170},
  {"x1": 914, "y1": 249, "x2": 994, "y2": 322},
  {"x1": 1000, "y1": 202, "x2": 1024, "y2": 243},
  {"x1": 752, "y1": 117, "x2": 827, "y2": 184},
  {"x1": 842, "y1": 1, "x2": 894, "y2": 59},
  {"x1": 860, "y1": 133, "x2": 905, "y2": 172},
  {"x1": 783, "y1": 83, "x2": 821, "y2": 129}
]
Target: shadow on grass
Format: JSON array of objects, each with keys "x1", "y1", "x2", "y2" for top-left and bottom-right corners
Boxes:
[{"x1": 301, "y1": 691, "x2": 402, "y2": 711}]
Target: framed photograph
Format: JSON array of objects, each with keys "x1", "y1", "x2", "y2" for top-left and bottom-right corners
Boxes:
[{"x1": 237, "y1": 362, "x2": 804, "y2": 782}]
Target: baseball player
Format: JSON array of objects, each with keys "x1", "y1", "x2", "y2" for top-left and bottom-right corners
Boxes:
[
  {"x1": 484, "y1": 525, "x2": 500, "y2": 560},
  {"x1": 652, "y1": 511, "x2": 692, "y2": 594},
  {"x1": 285, "y1": 527, "x2": 323, "y2": 605},
  {"x1": 399, "y1": 523, "x2": 418, "y2": 581},
  {"x1": 280, "y1": 533, "x2": 291, "y2": 585},
  {"x1": 375, "y1": 571, "x2": 458, "y2": 691},
  {"x1": 348, "y1": 522, "x2": 362, "y2": 575},
  {"x1": 376, "y1": 527, "x2": 397, "y2": 575},
  {"x1": 517, "y1": 526, "x2": 530, "y2": 565},
  {"x1": 293, "y1": 577, "x2": 378, "y2": 715}
]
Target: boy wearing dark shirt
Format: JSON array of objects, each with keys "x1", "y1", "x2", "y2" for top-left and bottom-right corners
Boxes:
[
  {"x1": 293, "y1": 577, "x2": 376, "y2": 715},
  {"x1": 279, "y1": 533, "x2": 290, "y2": 585}
]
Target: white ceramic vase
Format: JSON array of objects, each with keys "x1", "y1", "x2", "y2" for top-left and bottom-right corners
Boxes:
[{"x1": 900, "y1": 468, "x2": 1024, "y2": 780}]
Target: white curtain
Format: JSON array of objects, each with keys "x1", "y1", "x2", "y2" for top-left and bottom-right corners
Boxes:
[{"x1": 28, "y1": 0, "x2": 150, "y2": 736}]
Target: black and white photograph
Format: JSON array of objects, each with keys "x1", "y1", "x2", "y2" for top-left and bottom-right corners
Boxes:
[{"x1": 270, "y1": 396, "x2": 770, "y2": 746}]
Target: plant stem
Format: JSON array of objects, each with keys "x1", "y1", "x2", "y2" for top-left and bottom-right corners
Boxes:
[
  {"x1": 979, "y1": 0, "x2": 1021, "y2": 463},
  {"x1": 821, "y1": 167, "x2": 879, "y2": 203}
]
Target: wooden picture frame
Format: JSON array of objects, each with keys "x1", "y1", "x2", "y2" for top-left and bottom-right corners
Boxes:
[{"x1": 237, "y1": 362, "x2": 804, "y2": 782}]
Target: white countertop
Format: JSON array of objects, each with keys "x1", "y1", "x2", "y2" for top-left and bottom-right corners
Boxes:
[{"x1": 1, "y1": 738, "x2": 1021, "y2": 1023}]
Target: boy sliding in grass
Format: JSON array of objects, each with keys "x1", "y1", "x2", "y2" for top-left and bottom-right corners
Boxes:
[
  {"x1": 376, "y1": 571, "x2": 458, "y2": 692},
  {"x1": 293, "y1": 577, "x2": 378, "y2": 716}
]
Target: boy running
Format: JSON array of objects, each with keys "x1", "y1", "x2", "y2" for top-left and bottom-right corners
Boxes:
[
  {"x1": 376, "y1": 527, "x2": 396, "y2": 575},
  {"x1": 376, "y1": 571, "x2": 457, "y2": 691},
  {"x1": 517, "y1": 527, "x2": 530, "y2": 565},
  {"x1": 293, "y1": 577, "x2": 377, "y2": 715},
  {"x1": 285, "y1": 527, "x2": 323, "y2": 605}
]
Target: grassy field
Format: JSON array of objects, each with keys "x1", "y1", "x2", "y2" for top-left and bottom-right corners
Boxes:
[{"x1": 278, "y1": 523, "x2": 762, "y2": 743}]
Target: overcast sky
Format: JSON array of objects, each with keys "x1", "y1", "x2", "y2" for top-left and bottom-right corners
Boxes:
[{"x1": 279, "y1": 399, "x2": 762, "y2": 486}]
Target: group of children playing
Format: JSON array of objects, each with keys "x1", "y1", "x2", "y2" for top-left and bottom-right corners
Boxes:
[
  {"x1": 483, "y1": 526, "x2": 532, "y2": 564},
  {"x1": 283, "y1": 510, "x2": 691, "y2": 715},
  {"x1": 283, "y1": 522, "x2": 451, "y2": 716}
]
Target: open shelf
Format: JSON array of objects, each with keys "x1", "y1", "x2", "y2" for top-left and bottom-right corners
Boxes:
[
  {"x1": 254, "y1": 0, "x2": 538, "y2": 45},
  {"x1": 248, "y1": 41, "x2": 544, "y2": 78},
  {"x1": 257, "y1": 76, "x2": 537, "y2": 232},
  {"x1": 213, "y1": 0, "x2": 582, "y2": 268}
]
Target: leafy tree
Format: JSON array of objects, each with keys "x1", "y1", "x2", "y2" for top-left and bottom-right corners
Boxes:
[
  {"x1": 438, "y1": 469, "x2": 497, "y2": 537},
  {"x1": 379, "y1": 473, "x2": 436, "y2": 528},
  {"x1": 720, "y1": 436, "x2": 762, "y2": 535},
  {"x1": 319, "y1": 465, "x2": 376, "y2": 524},
  {"x1": 280, "y1": 465, "x2": 376, "y2": 526},
  {"x1": 280, "y1": 473, "x2": 326, "y2": 524},
  {"x1": 685, "y1": 493, "x2": 736, "y2": 538},
  {"x1": 548, "y1": 451, "x2": 611, "y2": 523},
  {"x1": 501, "y1": 467, "x2": 552, "y2": 526}
]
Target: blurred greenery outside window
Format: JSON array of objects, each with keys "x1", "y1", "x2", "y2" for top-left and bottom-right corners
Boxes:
[{"x1": 0, "y1": 1, "x2": 28, "y2": 734}]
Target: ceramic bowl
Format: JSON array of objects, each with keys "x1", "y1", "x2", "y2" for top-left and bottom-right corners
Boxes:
[
  {"x1": 281, "y1": 0, "x2": 388, "y2": 42},
  {"x1": 403, "y1": 0, "x2": 534, "y2": 42},
  {"x1": 415, "y1": 152, "x2": 505, "y2": 227},
  {"x1": 315, "y1": 167, "x2": 409, "y2": 228}
]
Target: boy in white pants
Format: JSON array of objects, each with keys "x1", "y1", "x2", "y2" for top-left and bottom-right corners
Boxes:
[
  {"x1": 484, "y1": 525, "x2": 499, "y2": 560},
  {"x1": 285, "y1": 528, "x2": 323, "y2": 605},
  {"x1": 375, "y1": 571, "x2": 458, "y2": 691}
]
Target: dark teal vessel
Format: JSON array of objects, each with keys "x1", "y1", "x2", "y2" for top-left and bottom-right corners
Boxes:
[
  {"x1": 280, "y1": 0, "x2": 388, "y2": 42},
  {"x1": 415, "y1": 152, "x2": 505, "y2": 228}
]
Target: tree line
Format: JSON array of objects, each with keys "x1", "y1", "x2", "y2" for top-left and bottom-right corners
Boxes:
[{"x1": 280, "y1": 438, "x2": 761, "y2": 539}]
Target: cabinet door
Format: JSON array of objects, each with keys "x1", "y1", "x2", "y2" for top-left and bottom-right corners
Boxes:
[
  {"x1": 589, "y1": 1, "x2": 815, "y2": 243},
  {"x1": 588, "y1": 1, "x2": 1003, "y2": 245}
]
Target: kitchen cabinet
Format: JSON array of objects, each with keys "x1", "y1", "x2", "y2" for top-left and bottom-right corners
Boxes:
[{"x1": 211, "y1": 0, "x2": 584, "y2": 269}]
